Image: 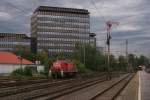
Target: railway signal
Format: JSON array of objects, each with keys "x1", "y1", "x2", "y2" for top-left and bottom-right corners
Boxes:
[{"x1": 106, "y1": 21, "x2": 119, "y2": 80}]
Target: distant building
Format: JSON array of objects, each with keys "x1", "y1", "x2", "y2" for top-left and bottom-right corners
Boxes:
[
  {"x1": 0, "y1": 33, "x2": 30, "y2": 51},
  {"x1": 0, "y1": 52, "x2": 33, "y2": 75},
  {"x1": 31, "y1": 6, "x2": 90, "y2": 57},
  {"x1": 89, "y1": 33, "x2": 96, "y2": 47},
  {"x1": 0, "y1": 52, "x2": 44, "y2": 75}
]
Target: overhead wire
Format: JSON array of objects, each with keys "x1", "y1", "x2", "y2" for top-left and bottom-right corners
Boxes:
[
  {"x1": 90, "y1": 0, "x2": 107, "y2": 23},
  {"x1": 88, "y1": 0, "x2": 145, "y2": 56},
  {"x1": 0, "y1": 0, "x2": 33, "y2": 33},
  {"x1": 2, "y1": 0, "x2": 30, "y2": 16},
  {"x1": 89, "y1": 0, "x2": 135, "y2": 56},
  {"x1": 88, "y1": 0, "x2": 108, "y2": 47},
  {"x1": 89, "y1": 0, "x2": 145, "y2": 26}
]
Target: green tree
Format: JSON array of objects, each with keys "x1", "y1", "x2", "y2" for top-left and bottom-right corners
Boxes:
[
  {"x1": 73, "y1": 43, "x2": 108, "y2": 71},
  {"x1": 94, "y1": 51, "x2": 106, "y2": 71},
  {"x1": 84, "y1": 45, "x2": 97, "y2": 70},
  {"x1": 73, "y1": 60, "x2": 87, "y2": 73},
  {"x1": 137, "y1": 55, "x2": 149, "y2": 66},
  {"x1": 37, "y1": 50, "x2": 50, "y2": 78},
  {"x1": 13, "y1": 45, "x2": 36, "y2": 61},
  {"x1": 128, "y1": 54, "x2": 139, "y2": 71},
  {"x1": 73, "y1": 43, "x2": 82, "y2": 61},
  {"x1": 109, "y1": 55, "x2": 118, "y2": 71},
  {"x1": 57, "y1": 52, "x2": 65, "y2": 60},
  {"x1": 118, "y1": 55, "x2": 127, "y2": 71}
]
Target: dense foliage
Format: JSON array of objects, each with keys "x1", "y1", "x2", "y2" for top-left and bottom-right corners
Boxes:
[
  {"x1": 11, "y1": 67, "x2": 32, "y2": 77},
  {"x1": 13, "y1": 44, "x2": 150, "y2": 77},
  {"x1": 72, "y1": 44, "x2": 150, "y2": 72}
]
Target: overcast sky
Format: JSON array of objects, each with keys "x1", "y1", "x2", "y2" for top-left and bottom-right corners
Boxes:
[{"x1": 0, "y1": 0, "x2": 150, "y2": 57}]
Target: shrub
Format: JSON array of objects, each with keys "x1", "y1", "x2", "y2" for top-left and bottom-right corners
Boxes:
[
  {"x1": 11, "y1": 67, "x2": 32, "y2": 77},
  {"x1": 11, "y1": 68, "x2": 24, "y2": 76},
  {"x1": 24, "y1": 67, "x2": 32, "y2": 76},
  {"x1": 73, "y1": 60, "x2": 90, "y2": 73}
]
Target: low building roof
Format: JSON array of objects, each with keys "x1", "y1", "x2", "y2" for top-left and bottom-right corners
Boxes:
[{"x1": 0, "y1": 52, "x2": 33, "y2": 65}]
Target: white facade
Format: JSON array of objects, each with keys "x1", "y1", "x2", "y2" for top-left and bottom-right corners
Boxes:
[
  {"x1": 0, "y1": 64, "x2": 44, "y2": 75},
  {"x1": 37, "y1": 65, "x2": 44, "y2": 72},
  {"x1": 0, "y1": 64, "x2": 27, "y2": 75}
]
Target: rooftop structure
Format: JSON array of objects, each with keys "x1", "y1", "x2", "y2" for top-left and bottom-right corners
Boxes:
[{"x1": 0, "y1": 52, "x2": 33, "y2": 65}]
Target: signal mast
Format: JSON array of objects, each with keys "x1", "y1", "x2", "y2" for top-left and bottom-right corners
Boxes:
[{"x1": 106, "y1": 21, "x2": 119, "y2": 80}]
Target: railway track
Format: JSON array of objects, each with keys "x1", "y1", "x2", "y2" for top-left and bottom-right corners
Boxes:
[
  {"x1": 0, "y1": 78, "x2": 76, "y2": 97},
  {"x1": 0, "y1": 72, "x2": 105, "y2": 88},
  {"x1": 0, "y1": 79, "x2": 55, "y2": 88},
  {"x1": 89, "y1": 74, "x2": 134, "y2": 100},
  {"x1": 0, "y1": 73, "x2": 107, "y2": 100},
  {"x1": 32, "y1": 74, "x2": 132, "y2": 100},
  {"x1": 29, "y1": 75, "x2": 107, "y2": 100},
  {"x1": 0, "y1": 73, "x2": 105, "y2": 95}
]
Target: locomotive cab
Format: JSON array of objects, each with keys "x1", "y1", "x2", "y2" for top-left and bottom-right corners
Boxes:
[{"x1": 49, "y1": 60, "x2": 77, "y2": 78}]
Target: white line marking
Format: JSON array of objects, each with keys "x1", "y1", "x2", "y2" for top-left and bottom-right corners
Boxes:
[{"x1": 138, "y1": 71, "x2": 141, "y2": 100}]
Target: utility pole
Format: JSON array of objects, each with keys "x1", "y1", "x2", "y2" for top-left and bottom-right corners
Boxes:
[
  {"x1": 106, "y1": 24, "x2": 111, "y2": 80},
  {"x1": 83, "y1": 44, "x2": 85, "y2": 66},
  {"x1": 125, "y1": 40, "x2": 128, "y2": 58},
  {"x1": 125, "y1": 39, "x2": 129, "y2": 72}
]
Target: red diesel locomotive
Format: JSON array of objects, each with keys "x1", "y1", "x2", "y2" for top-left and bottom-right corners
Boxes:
[{"x1": 49, "y1": 60, "x2": 77, "y2": 78}]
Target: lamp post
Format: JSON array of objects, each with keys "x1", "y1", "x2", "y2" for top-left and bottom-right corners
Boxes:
[{"x1": 18, "y1": 56, "x2": 23, "y2": 69}]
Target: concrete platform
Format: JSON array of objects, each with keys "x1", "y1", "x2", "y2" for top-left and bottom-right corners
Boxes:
[
  {"x1": 116, "y1": 71, "x2": 150, "y2": 100},
  {"x1": 140, "y1": 71, "x2": 150, "y2": 100}
]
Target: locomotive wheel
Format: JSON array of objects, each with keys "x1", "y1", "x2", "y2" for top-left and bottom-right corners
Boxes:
[
  {"x1": 64, "y1": 72, "x2": 76, "y2": 78},
  {"x1": 57, "y1": 72, "x2": 63, "y2": 78},
  {"x1": 52, "y1": 73, "x2": 57, "y2": 78},
  {"x1": 51, "y1": 72, "x2": 63, "y2": 78}
]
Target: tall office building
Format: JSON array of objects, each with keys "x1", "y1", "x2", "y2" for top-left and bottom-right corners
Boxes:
[
  {"x1": 0, "y1": 33, "x2": 30, "y2": 51},
  {"x1": 31, "y1": 6, "x2": 90, "y2": 57}
]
